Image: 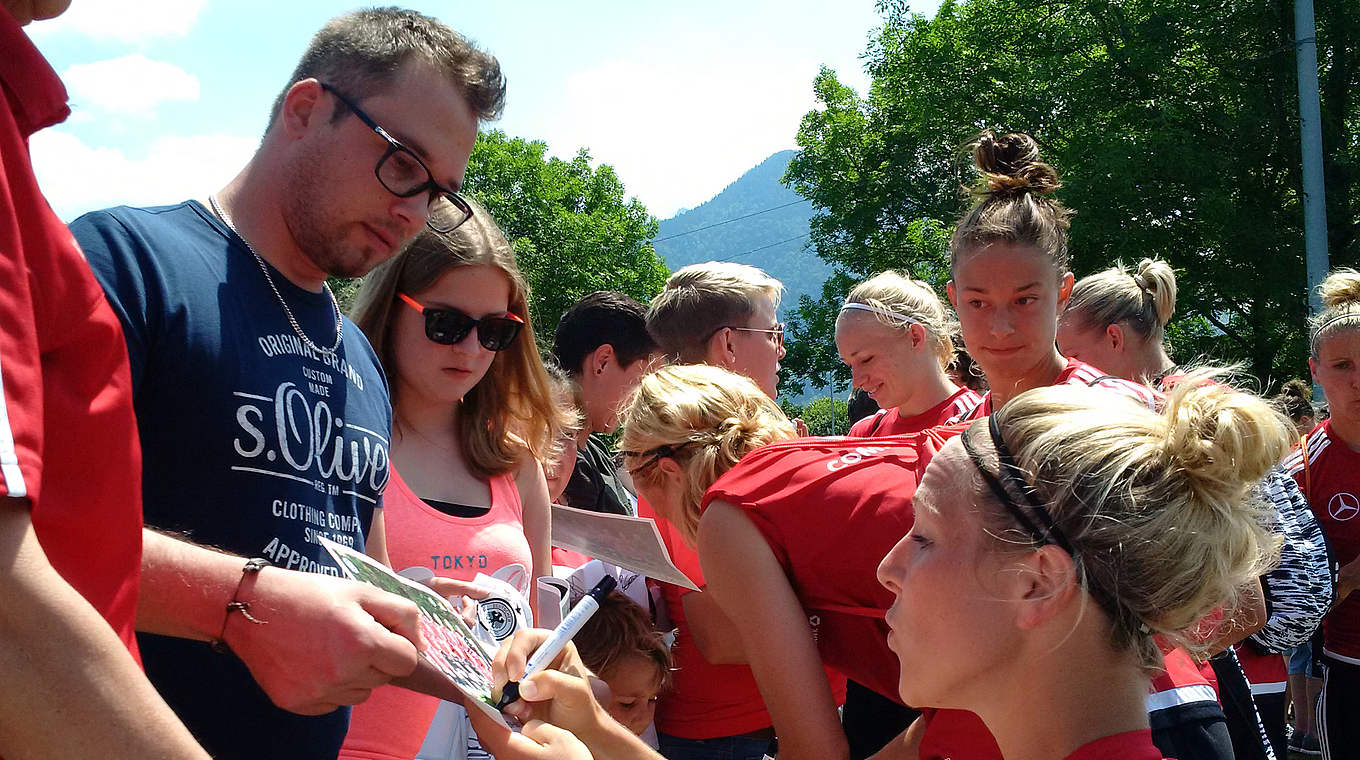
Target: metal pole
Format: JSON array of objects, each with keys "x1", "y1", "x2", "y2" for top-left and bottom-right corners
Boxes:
[
  {"x1": 1295, "y1": 0, "x2": 1329, "y2": 405},
  {"x1": 1297, "y1": 0, "x2": 1329, "y2": 313}
]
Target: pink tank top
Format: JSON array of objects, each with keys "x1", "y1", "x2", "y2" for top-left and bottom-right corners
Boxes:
[{"x1": 340, "y1": 465, "x2": 531, "y2": 760}]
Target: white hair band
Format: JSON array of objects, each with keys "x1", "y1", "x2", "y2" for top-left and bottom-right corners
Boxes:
[{"x1": 839, "y1": 302, "x2": 919, "y2": 327}]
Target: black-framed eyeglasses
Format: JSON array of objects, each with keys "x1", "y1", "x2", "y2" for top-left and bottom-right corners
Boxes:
[
  {"x1": 619, "y1": 441, "x2": 697, "y2": 476},
  {"x1": 319, "y1": 82, "x2": 473, "y2": 234},
  {"x1": 719, "y1": 323, "x2": 785, "y2": 348},
  {"x1": 398, "y1": 293, "x2": 524, "y2": 351}
]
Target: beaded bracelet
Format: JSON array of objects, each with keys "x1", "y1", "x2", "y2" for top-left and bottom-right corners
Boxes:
[{"x1": 210, "y1": 557, "x2": 271, "y2": 653}]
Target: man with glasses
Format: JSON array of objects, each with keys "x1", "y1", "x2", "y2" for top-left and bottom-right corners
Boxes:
[
  {"x1": 69, "y1": 9, "x2": 503, "y2": 759},
  {"x1": 646, "y1": 261, "x2": 787, "y2": 399}
]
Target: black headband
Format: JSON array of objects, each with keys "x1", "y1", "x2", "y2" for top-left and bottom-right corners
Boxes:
[
  {"x1": 963, "y1": 417, "x2": 1151, "y2": 635},
  {"x1": 960, "y1": 418, "x2": 1073, "y2": 555}
]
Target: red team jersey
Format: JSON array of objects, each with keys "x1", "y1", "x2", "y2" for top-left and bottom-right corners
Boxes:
[
  {"x1": 702, "y1": 427, "x2": 966, "y2": 701},
  {"x1": 0, "y1": 12, "x2": 144, "y2": 665},
  {"x1": 848, "y1": 386, "x2": 983, "y2": 437},
  {"x1": 1064, "y1": 730, "x2": 1168, "y2": 760},
  {"x1": 637, "y1": 497, "x2": 841, "y2": 738},
  {"x1": 946, "y1": 357, "x2": 1161, "y2": 423},
  {"x1": 1285, "y1": 420, "x2": 1360, "y2": 662}
]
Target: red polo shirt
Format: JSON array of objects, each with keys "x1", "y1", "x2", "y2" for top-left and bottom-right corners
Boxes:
[{"x1": 0, "y1": 12, "x2": 143, "y2": 660}]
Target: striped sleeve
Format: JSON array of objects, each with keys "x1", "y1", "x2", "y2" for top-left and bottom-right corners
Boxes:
[{"x1": 1065, "y1": 363, "x2": 1162, "y2": 409}]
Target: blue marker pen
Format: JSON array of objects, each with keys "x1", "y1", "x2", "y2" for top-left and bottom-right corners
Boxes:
[{"x1": 496, "y1": 575, "x2": 617, "y2": 710}]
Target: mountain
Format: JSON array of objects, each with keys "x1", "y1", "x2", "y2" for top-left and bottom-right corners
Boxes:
[{"x1": 653, "y1": 151, "x2": 830, "y2": 316}]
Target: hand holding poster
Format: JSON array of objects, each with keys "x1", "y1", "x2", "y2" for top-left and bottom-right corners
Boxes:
[{"x1": 317, "y1": 536, "x2": 507, "y2": 725}]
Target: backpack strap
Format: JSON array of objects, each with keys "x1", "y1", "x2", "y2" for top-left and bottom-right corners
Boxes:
[{"x1": 869, "y1": 411, "x2": 886, "y2": 436}]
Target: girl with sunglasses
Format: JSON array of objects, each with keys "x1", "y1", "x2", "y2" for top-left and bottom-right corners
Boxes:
[{"x1": 339, "y1": 202, "x2": 571, "y2": 760}]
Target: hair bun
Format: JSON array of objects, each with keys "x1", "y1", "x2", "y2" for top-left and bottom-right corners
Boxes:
[
  {"x1": 715, "y1": 415, "x2": 756, "y2": 457},
  {"x1": 1133, "y1": 259, "x2": 1178, "y2": 328},
  {"x1": 1160, "y1": 379, "x2": 1292, "y2": 506},
  {"x1": 1279, "y1": 378, "x2": 1311, "y2": 402},
  {"x1": 973, "y1": 131, "x2": 1061, "y2": 197},
  {"x1": 1319, "y1": 268, "x2": 1360, "y2": 309}
]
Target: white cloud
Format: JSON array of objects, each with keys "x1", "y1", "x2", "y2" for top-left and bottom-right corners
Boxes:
[
  {"x1": 62, "y1": 55, "x2": 200, "y2": 115},
  {"x1": 28, "y1": 0, "x2": 207, "y2": 43},
  {"x1": 536, "y1": 55, "x2": 828, "y2": 219},
  {"x1": 29, "y1": 129, "x2": 256, "y2": 222}
]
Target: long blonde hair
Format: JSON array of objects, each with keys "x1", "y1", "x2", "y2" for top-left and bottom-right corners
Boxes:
[
  {"x1": 618, "y1": 364, "x2": 795, "y2": 544},
  {"x1": 979, "y1": 378, "x2": 1290, "y2": 668},
  {"x1": 840, "y1": 271, "x2": 956, "y2": 368},
  {"x1": 352, "y1": 201, "x2": 570, "y2": 476}
]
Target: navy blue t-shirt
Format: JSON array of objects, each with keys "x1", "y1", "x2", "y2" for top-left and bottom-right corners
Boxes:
[{"x1": 74, "y1": 200, "x2": 393, "y2": 760}]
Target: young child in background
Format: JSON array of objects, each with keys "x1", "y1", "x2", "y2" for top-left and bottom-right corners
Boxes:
[{"x1": 574, "y1": 590, "x2": 674, "y2": 738}]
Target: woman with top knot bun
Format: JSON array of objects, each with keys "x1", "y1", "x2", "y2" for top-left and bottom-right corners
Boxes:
[
  {"x1": 1057, "y1": 259, "x2": 1179, "y2": 385},
  {"x1": 942, "y1": 132, "x2": 1159, "y2": 424},
  {"x1": 927, "y1": 132, "x2": 1240, "y2": 760}
]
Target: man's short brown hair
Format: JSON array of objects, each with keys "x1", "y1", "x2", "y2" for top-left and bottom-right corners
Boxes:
[
  {"x1": 646, "y1": 261, "x2": 783, "y2": 363},
  {"x1": 268, "y1": 7, "x2": 505, "y2": 129}
]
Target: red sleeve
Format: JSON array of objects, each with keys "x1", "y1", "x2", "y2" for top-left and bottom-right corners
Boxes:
[
  {"x1": 0, "y1": 103, "x2": 46, "y2": 502},
  {"x1": 847, "y1": 412, "x2": 879, "y2": 437}
]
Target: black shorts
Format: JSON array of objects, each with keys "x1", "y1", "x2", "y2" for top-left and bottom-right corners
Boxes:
[{"x1": 1319, "y1": 653, "x2": 1360, "y2": 760}]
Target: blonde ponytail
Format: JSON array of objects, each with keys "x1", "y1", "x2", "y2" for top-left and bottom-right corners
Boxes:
[{"x1": 1065, "y1": 258, "x2": 1178, "y2": 346}]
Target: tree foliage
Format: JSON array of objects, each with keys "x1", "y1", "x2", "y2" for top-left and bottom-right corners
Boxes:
[
  {"x1": 464, "y1": 130, "x2": 669, "y2": 344},
  {"x1": 780, "y1": 396, "x2": 851, "y2": 436},
  {"x1": 782, "y1": 0, "x2": 1358, "y2": 391},
  {"x1": 332, "y1": 131, "x2": 668, "y2": 347}
]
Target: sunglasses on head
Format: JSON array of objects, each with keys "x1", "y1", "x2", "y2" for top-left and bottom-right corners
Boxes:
[{"x1": 398, "y1": 293, "x2": 524, "y2": 351}]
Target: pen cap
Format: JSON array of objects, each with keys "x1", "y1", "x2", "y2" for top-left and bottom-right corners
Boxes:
[{"x1": 585, "y1": 575, "x2": 617, "y2": 603}]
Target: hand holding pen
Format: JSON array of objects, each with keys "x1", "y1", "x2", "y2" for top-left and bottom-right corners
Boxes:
[{"x1": 494, "y1": 576, "x2": 617, "y2": 716}]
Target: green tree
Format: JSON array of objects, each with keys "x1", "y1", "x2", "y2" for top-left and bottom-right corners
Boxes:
[
  {"x1": 780, "y1": 396, "x2": 851, "y2": 436},
  {"x1": 784, "y1": 0, "x2": 1358, "y2": 389},
  {"x1": 464, "y1": 131, "x2": 668, "y2": 345},
  {"x1": 332, "y1": 131, "x2": 668, "y2": 344}
]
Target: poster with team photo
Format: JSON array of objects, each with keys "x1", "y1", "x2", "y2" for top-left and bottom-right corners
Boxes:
[{"x1": 318, "y1": 537, "x2": 506, "y2": 724}]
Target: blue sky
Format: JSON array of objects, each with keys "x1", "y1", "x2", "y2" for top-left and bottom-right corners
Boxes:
[{"x1": 29, "y1": 0, "x2": 939, "y2": 222}]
